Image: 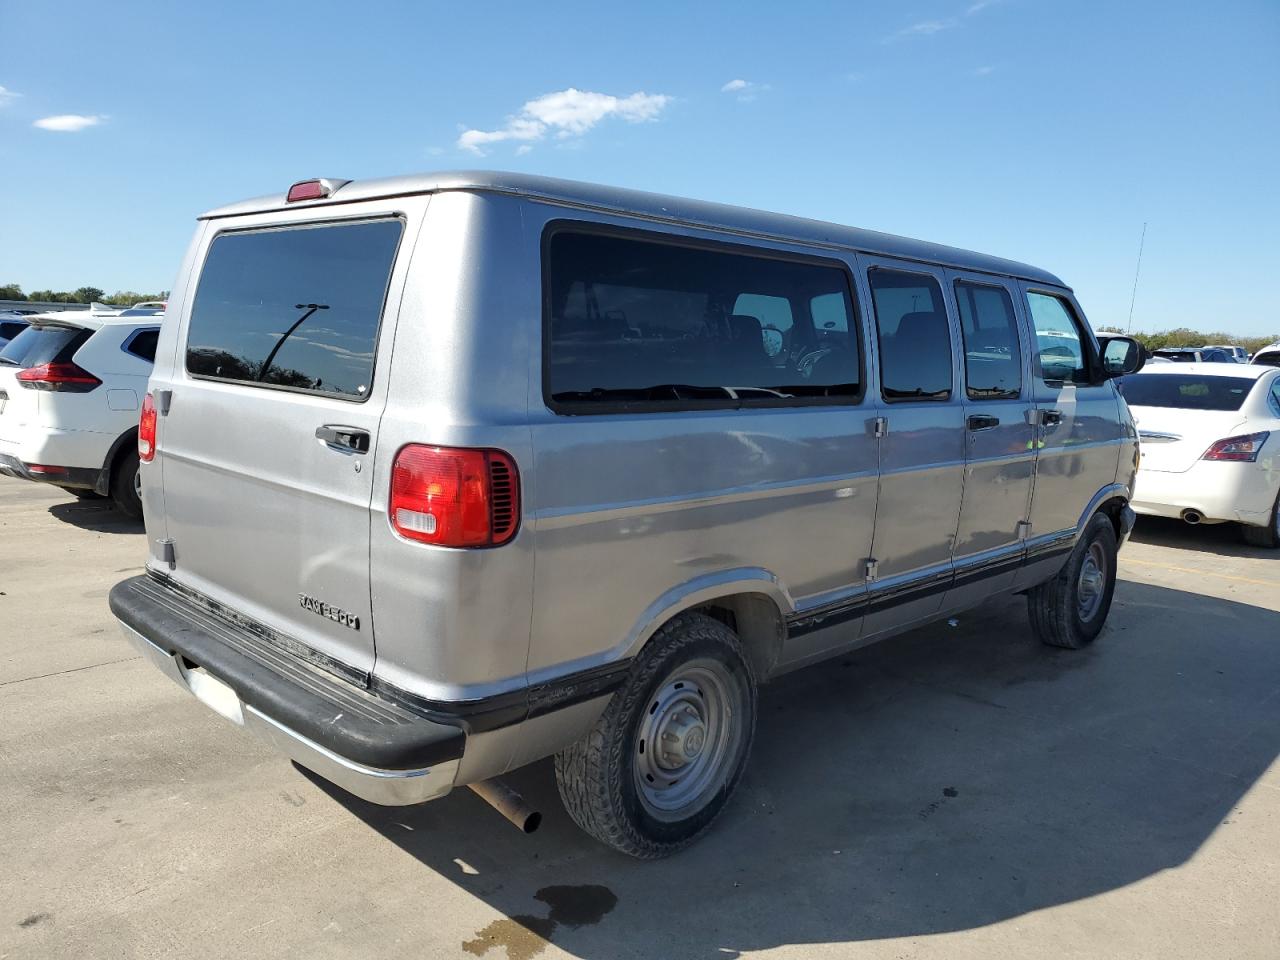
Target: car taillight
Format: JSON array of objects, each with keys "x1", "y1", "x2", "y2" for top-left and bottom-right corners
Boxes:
[
  {"x1": 390, "y1": 445, "x2": 520, "y2": 547},
  {"x1": 138, "y1": 393, "x2": 157, "y2": 462},
  {"x1": 15, "y1": 361, "x2": 101, "y2": 392},
  {"x1": 1202, "y1": 431, "x2": 1269, "y2": 462}
]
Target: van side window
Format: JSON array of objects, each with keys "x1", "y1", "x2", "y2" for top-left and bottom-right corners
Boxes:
[
  {"x1": 186, "y1": 219, "x2": 403, "y2": 400},
  {"x1": 1027, "y1": 292, "x2": 1091, "y2": 385},
  {"x1": 545, "y1": 229, "x2": 862, "y2": 410},
  {"x1": 954, "y1": 281, "x2": 1021, "y2": 400},
  {"x1": 868, "y1": 268, "x2": 952, "y2": 401}
]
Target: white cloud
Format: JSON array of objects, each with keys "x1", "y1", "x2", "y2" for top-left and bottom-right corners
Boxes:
[
  {"x1": 973, "y1": 65, "x2": 996, "y2": 76},
  {"x1": 457, "y1": 88, "x2": 671, "y2": 155},
  {"x1": 889, "y1": 18, "x2": 957, "y2": 40},
  {"x1": 515, "y1": 144, "x2": 533, "y2": 156},
  {"x1": 33, "y1": 114, "x2": 105, "y2": 132},
  {"x1": 720, "y1": 79, "x2": 770, "y2": 102},
  {"x1": 885, "y1": 1, "x2": 1002, "y2": 42},
  {"x1": 0, "y1": 86, "x2": 19, "y2": 107}
]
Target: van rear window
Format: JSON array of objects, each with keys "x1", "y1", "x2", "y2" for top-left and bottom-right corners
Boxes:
[
  {"x1": 186, "y1": 219, "x2": 403, "y2": 400},
  {"x1": 544, "y1": 229, "x2": 862, "y2": 410}
]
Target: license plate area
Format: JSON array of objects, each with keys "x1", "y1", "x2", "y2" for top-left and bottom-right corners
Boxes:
[{"x1": 181, "y1": 661, "x2": 244, "y2": 726}]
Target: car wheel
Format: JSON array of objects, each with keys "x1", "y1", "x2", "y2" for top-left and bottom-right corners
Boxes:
[
  {"x1": 111, "y1": 450, "x2": 143, "y2": 520},
  {"x1": 1240, "y1": 489, "x2": 1280, "y2": 549},
  {"x1": 554, "y1": 612, "x2": 757, "y2": 858},
  {"x1": 1027, "y1": 512, "x2": 1118, "y2": 649},
  {"x1": 59, "y1": 486, "x2": 104, "y2": 500}
]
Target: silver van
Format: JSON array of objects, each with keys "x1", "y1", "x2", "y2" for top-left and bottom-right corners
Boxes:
[{"x1": 110, "y1": 172, "x2": 1144, "y2": 857}]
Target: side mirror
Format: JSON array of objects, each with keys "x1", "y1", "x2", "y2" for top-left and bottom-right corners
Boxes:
[{"x1": 1097, "y1": 335, "x2": 1145, "y2": 379}]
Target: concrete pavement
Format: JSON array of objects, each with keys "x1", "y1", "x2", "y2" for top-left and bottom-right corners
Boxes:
[{"x1": 2, "y1": 476, "x2": 1277, "y2": 959}]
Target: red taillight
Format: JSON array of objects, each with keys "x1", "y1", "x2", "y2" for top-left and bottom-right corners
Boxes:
[
  {"x1": 287, "y1": 179, "x2": 328, "y2": 202},
  {"x1": 26, "y1": 464, "x2": 68, "y2": 476},
  {"x1": 1202, "y1": 431, "x2": 1270, "y2": 463},
  {"x1": 138, "y1": 393, "x2": 157, "y2": 463},
  {"x1": 15, "y1": 362, "x2": 101, "y2": 391},
  {"x1": 390, "y1": 445, "x2": 520, "y2": 548}
]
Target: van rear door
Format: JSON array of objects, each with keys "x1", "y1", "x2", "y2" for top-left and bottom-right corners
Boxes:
[{"x1": 156, "y1": 202, "x2": 422, "y2": 674}]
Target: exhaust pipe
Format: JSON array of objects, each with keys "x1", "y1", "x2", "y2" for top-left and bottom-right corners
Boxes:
[
  {"x1": 468, "y1": 778, "x2": 542, "y2": 834},
  {"x1": 1182, "y1": 510, "x2": 1203, "y2": 525}
]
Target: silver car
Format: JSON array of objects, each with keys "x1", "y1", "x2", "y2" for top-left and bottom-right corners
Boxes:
[{"x1": 109, "y1": 172, "x2": 1143, "y2": 857}]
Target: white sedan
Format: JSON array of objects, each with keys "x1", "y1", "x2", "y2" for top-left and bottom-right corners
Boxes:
[{"x1": 1123, "y1": 362, "x2": 1280, "y2": 547}]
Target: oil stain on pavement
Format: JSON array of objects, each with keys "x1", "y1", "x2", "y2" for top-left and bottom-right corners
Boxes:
[{"x1": 462, "y1": 885, "x2": 617, "y2": 960}]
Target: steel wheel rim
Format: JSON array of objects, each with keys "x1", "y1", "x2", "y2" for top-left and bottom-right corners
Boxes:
[
  {"x1": 634, "y1": 659, "x2": 742, "y2": 821},
  {"x1": 1077, "y1": 541, "x2": 1107, "y2": 622}
]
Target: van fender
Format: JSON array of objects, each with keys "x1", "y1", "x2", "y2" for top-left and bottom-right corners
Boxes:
[
  {"x1": 95, "y1": 426, "x2": 138, "y2": 495},
  {"x1": 621, "y1": 567, "x2": 795, "y2": 661},
  {"x1": 1075, "y1": 482, "x2": 1134, "y2": 545}
]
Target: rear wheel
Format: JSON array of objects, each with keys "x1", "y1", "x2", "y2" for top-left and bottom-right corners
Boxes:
[
  {"x1": 59, "y1": 486, "x2": 104, "y2": 500},
  {"x1": 554, "y1": 612, "x2": 757, "y2": 858},
  {"x1": 1027, "y1": 512, "x2": 1118, "y2": 649},
  {"x1": 1240, "y1": 489, "x2": 1280, "y2": 549},
  {"x1": 111, "y1": 450, "x2": 143, "y2": 519}
]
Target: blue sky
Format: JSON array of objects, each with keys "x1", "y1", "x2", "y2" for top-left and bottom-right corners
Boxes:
[{"x1": 1, "y1": 0, "x2": 1277, "y2": 335}]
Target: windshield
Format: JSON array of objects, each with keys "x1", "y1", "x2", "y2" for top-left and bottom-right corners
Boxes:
[{"x1": 1122, "y1": 373, "x2": 1257, "y2": 411}]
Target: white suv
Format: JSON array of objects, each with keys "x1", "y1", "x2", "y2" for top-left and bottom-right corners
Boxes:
[{"x1": 0, "y1": 312, "x2": 161, "y2": 517}]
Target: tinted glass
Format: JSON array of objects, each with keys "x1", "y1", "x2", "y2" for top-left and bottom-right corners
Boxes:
[
  {"x1": 1253, "y1": 350, "x2": 1280, "y2": 367},
  {"x1": 1121, "y1": 374, "x2": 1256, "y2": 411},
  {"x1": 869, "y1": 268, "x2": 952, "y2": 401},
  {"x1": 0, "y1": 321, "x2": 27, "y2": 341},
  {"x1": 1027, "y1": 292, "x2": 1090, "y2": 383},
  {"x1": 186, "y1": 219, "x2": 403, "y2": 399},
  {"x1": 0, "y1": 325, "x2": 90, "y2": 368},
  {"x1": 126, "y1": 328, "x2": 160, "y2": 362},
  {"x1": 545, "y1": 231, "x2": 862, "y2": 408},
  {"x1": 955, "y1": 281, "x2": 1021, "y2": 400}
]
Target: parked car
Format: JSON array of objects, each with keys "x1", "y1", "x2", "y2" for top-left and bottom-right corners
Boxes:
[
  {"x1": 1151, "y1": 346, "x2": 1232, "y2": 363},
  {"x1": 1205, "y1": 344, "x2": 1248, "y2": 363},
  {"x1": 118, "y1": 301, "x2": 167, "y2": 317},
  {"x1": 108, "y1": 172, "x2": 1143, "y2": 857},
  {"x1": 0, "y1": 314, "x2": 29, "y2": 349},
  {"x1": 1124, "y1": 362, "x2": 1280, "y2": 546},
  {"x1": 0, "y1": 312, "x2": 161, "y2": 516},
  {"x1": 1252, "y1": 342, "x2": 1280, "y2": 367}
]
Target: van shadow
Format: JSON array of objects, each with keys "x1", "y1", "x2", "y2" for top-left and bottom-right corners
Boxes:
[
  {"x1": 309, "y1": 582, "x2": 1280, "y2": 959},
  {"x1": 47, "y1": 498, "x2": 143, "y2": 534},
  {"x1": 1130, "y1": 514, "x2": 1277, "y2": 560}
]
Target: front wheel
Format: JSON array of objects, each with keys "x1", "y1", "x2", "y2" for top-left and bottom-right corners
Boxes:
[
  {"x1": 1027, "y1": 512, "x2": 1118, "y2": 649},
  {"x1": 1240, "y1": 489, "x2": 1280, "y2": 549},
  {"x1": 554, "y1": 612, "x2": 757, "y2": 858}
]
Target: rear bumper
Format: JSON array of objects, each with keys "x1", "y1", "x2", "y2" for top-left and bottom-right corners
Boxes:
[
  {"x1": 109, "y1": 574, "x2": 465, "y2": 805},
  {"x1": 0, "y1": 452, "x2": 100, "y2": 489},
  {"x1": 1132, "y1": 462, "x2": 1276, "y2": 527}
]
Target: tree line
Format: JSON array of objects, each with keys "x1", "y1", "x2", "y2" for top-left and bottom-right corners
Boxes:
[
  {"x1": 0, "y1": 283, "x2": 168, "y2": 306},
  {"x1": 1097, "y1": 326, "x2": 1277, "y2": 355}
]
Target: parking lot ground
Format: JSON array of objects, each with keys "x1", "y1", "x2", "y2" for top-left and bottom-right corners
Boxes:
[{"x1": 2, "y1": 475, "x2": 1278, "y2": 960}]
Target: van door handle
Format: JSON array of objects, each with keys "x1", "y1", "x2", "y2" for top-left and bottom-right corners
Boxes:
[
  {"x1": 967, "y1": 414, "x2": 1000, "y2": 431},
  {"x1": 315, "y1": 424, "x2": 370, "y2": 453},
  {"x1": 1042, "y1": 409, "x2": 1063, "y2": 426}
]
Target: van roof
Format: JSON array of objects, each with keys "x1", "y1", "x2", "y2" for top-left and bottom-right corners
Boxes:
[{"x1": 200, "y1": 170, "x2": 1067, "y2": 287}]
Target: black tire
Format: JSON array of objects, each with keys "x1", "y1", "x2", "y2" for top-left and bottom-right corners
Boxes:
[
  {"x1": 554, "y1": 612, "x2": 757, "y2": 858},
  {"x1": 110, "y1": 449, "x2": 143, "y2": 520},
  {"x1": 59, "y1": 486, "x2": 104, "y2": 500},
  {"x1": 1027, "y1": 512, "x2": 1118, "y2": 649},
  {"x1": 1240, "y1": 489, "x2": 1280, "y2": 549}
]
